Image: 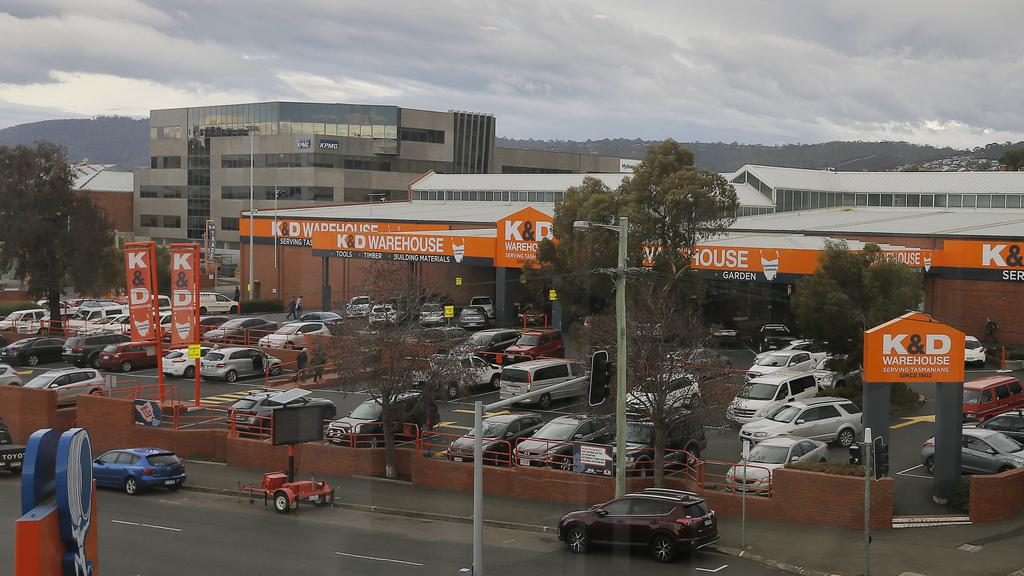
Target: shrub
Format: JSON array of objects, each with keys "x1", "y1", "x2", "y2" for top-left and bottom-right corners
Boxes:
[
  {"x1": 789, "y1": 460, "x2": 865, "y2": 477},
  {"x1": 0, "y1": 301, "x2": 39, "y2": 318},
  {"x1": 891, "y1": 382, "x2": 919, "y2": 408},
  {"x1": 241, "y1": 299, "x2": 283, "y2": 313}
]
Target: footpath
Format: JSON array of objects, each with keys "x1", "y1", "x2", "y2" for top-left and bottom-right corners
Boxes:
[{"x1": 182, "y1": 460, "x2": 1024, "y2": 576}]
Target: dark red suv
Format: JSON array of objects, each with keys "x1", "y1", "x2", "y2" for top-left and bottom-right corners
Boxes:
[
  {"x1": 503, "y1": 328, "x2": 564, "y2": 361},
  {"x1": 558, "y1": 488, "x2": 718, "y2": 563}
]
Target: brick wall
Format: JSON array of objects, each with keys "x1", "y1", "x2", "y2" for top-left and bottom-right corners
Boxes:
[
  {"x1": 0, "y1": 386, "x2": 59, "y2": 443},
  {"x1": 970, "y1": 468, "x2": 1024, "y2": 522}
]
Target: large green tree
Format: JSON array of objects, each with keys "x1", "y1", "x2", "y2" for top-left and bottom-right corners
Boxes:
[
  {"x1": 1000, "y1": 147, "x2": 1024, "y2": 171},
  {"x1": 0, "y1": 143, "x2": 122, "y2": 321},
  {"x1": 791, "y1": 240, "x2": 924, "y2": 375}
]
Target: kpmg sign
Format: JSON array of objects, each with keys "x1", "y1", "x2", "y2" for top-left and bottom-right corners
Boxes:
[
  {"x1": 318, "y1": 139, "x2": 340, "y2": 150},
  {"x1": 18, "y1": 428, "x2": 96, "y2": 575},
  {"x1": 297, "y1": 137, "x2": 312, "y2": 149}
]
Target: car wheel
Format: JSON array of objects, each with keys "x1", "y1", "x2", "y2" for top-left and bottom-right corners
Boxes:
[
  {"x1": 565, "y1": 523, "x2": 588, "y2": 554},
  {"x1": 124, "y1": 477, "x2": 138, "y2": 495},
  {"x1": 229, "y1": 306, "x2": 238, "y2": 314},
  {"x1": 489, "y1": 374, "x2": 500, "y2": 390},
  {"x1": 120, "y1": 361, "x2": 133, "y2": 373},
  {"x1": 837, "y1": 428, "x2": 856, "y2": 448},
  {"x1": 924, "y1": 456, "x2": 935, "y2": 475},
  {"x1": 27, "y1": 354, "x2": 39, "y2": 366},
  {"x1": 225, "y1": 370, "x2": 238, "y2": 383},
  {"x1": 89, "y1": 354, "x2": 100, "y2": 368},
  {"x1": 273, "y1": 490, "x2": 291, "y2": 514},
  {"x1": 636, "y1": 459, "x2": 652, "y2": 477},
  {"x1": 199, "y1": 307, "x2": 208, "y2": 315},
  {"x1": 538, "y1": 393, "x2": 552, "y2": 410},
  {"x1": 88, "y1": 388, "x2": 101, "y2": 396},
  {"x1": 446, "y1": 383, "x2": 459, "y2": 400},
  {"x1": 650, "y1": 533, "x2": 677, "y2": 563},
  {"x1": 184, "y1": 365, "x2": 195, "y2": 379}
]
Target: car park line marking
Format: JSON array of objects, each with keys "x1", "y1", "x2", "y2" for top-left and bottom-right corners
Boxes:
[
  {"x1": 335, "y1": 552, "x2": 423, "y2": 566},
  {"x1": 178, "y1": 417, "x2": 223, "y2": 430},
  {"x1": 890, "y1": 415, "x2": 935, "y2": 430},
  {"x1": 198, "y1": 389, "x2": 263, "y2": 405},
  {"x1": 111, "y1": 519, "x2": 182, "y2": 532},
  {"x1": 696, "y1": 565, "x2": 729, "y2": 573},
  {"x1": 437, "y1": 421, "x2": 473, "y2": 431},
  {"x1": 896, "y1": 464, "x2": 925, "y2": 475},
  {"x1": 453, "y1": 409, "x2": 509, "y2": 417}
]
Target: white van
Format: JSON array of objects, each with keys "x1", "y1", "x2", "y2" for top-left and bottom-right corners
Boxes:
[
  {"x1": 0, "y1": 309, "x2": 46, "y2": 331},
  {"x1": 499, "y1": 358, "x2": 585, "y2": 410},
  {"x1": 469, "y1": 296, "x2": 495, "y2": 319},
  {"x1": 726, "y1": 369, "x2": 820, "y2": 426},
  {"x1": 65, "y1": 305, "x2": 128, "y2": 333},
  {"x1": 199, "y1": 292, "x2": 239, "y2": 314}
]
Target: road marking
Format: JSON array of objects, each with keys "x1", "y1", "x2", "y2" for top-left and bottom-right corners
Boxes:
[
  {"x1": 437, "y1": 421, "x2": 472, "y2": 431},
  {"x1": 696, "y1": 565, "x2": 729, "y2": 573},
  {"x1": 453, "y1": 408, "x2": 509, "y2": 417},
  {"x1": 335, "y1": 552, "x2": 423, "y2": 566},
  {"x1": 16, "y1": 370, "x2": 33, "y2": 375},
  {"x1": 198, "y1": 389, "x2": 263, "y2": 405},
  {"x1": 111, "y1": 519, "x2": 182, "y2": 532},
  {"x1": 896, "y1": 464, "x2": 925, "y2": 475},
  {"x1": 178, "y1": 417, "x2": 223, "y2": 430},
  {"x1": 890, "y1": 415, "x2": 935, "y2": 430}
]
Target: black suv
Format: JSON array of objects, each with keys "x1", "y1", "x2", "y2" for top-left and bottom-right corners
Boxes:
[
  {"x1": 62, "y1": 334, "x2": 130, "y2": 367},
  {"x1": 515, "y1": 415, "x2": 610, "y2": 469},
  {"x1": 204, "y1": 317, "x2": 278, "y2": 344},
  {"x1": 325, "y1": 393, "x2": 425, "y2": 447},
  {"x1": 612, "y1": 415, "x2": 707, "y2": 477},
  {"x1": 456, "y1": 328, "x2": 520, "y2": 358},
  {"x1": 751, "y1": 323, "x2": 796, "y2": 353},
  {"x1": 229, "y1": 391, "x2": 337, "y2": 435},
  {"x1": 0, "y1": 337, "x2": 65, "y2": 366},
  {"x1": 975, "y1": 409, "x2": 1024, "y2": 443}
]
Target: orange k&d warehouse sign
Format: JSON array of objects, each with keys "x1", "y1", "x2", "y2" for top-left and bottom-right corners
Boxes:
[
  {"x1": 933, "y1": 240, "x2": 1024, "y2": 282},
  {"x1": 311, "y1": 230, "x2": 495, "y2": 266},
  {"x1": 240, "y1": 218, "x2": 449, "y2": 246},
  {"x1": 863, "y1": 312, "x2": 965, "y2": 383},
  {"x1": 495, "y1": 206, "x2": 554, "y2": 268}
]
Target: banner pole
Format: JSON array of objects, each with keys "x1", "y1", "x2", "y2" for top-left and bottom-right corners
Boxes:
[
  {"x1": 151, "y1": 243, "x2": 165, "y2": 404},
  {"x1": 194, "y1": 244, "x2": 201, "y2": 408}
]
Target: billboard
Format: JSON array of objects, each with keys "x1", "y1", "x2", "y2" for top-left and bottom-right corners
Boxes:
[
  {"x1": 123, "y1": 242, "x2": 158, "y2": 341},
  {"x1": 933, "y1": 240, "x2": 1024, "y2": 281},
  {"x1": 168, "y1": 244, "x2": 200, "y2": 345},
  {"x1": 273, "y1": 405, "x2": 326, "y2": 445},
  {"x1": 863, "y1": 312, "x2": 965, "y2": 383},
  {"x1": 494, "y1": 206, "x2": 555, "y2": 268},
  {"x1": 573, "y1": 442, "x2": 614, "y2": 476},
  {"x1": 240, "y1": 217, "x2": 449, "y2": 246}
]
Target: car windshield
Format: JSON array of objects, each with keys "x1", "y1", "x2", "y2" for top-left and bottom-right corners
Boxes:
[
  {"x1": 965, "y1": 339, "x2": 983, "y2": 350},
  {"x1": 461, "y1": 308, "x2": 482, "y2": 317},
  {"x1": 205, "y1": 352, "x2": 225, "y2": 361},
  {"x1": 466, "y1": 332, "x2": 491, "y2": 345},
  {"x1": 24, "y1": 374, "x2": 57, "y2": 388},
  {"x1": 987, "y1": 433, "x2": 1023, "y2": 453},
  {"x1": 165, "y1": 351, "x2": 184, "y2": 359},
  {"x1": 515, "y1": 334, "x2": 540, "y2": 346},
  {"x1": 757, "y1": 354, "x2": 790, "y2": 367},
  {"x1": 533, "y1": 421, "x2": 578, "y2": 441},
  {"x1": 769, "y1": 405, "x2": 801, "y2": 423},
  {"x1": 69, "y1": 310, "x2": 91, "y2": 320},
  {"x1": 9, "y1": 339, "x2": 34, "y2": 348},
  {"x1": 747, "y1": 445, "x2": 790, "y2": 464},
  {"x1": 65, "y1": 338, "x2": 82, "y2": 348},
  {"x1": 147, "y1": 453, "x2": 180, "y2": 466},
  {"x1": 963, "y1": 389, "x2": 981, "y2": 405},
  {"x1": 350, "y1": 402, "x2": 383, "y2": 420},
  {"x1": 471, "y1": 421, "x2": 508, "y2": 438},
  {"x1": 277, "y1": 324, "x2": 302, "y2": 335},
  {"x1": 231, "y1": 399, "x2": 258, "y2": 410},
  {"x1": 738, "y1": 382, "x2": 779, "y2": 400},
  {"x1": 220, "y1": 319, "x2": 248, "y2": 329},
  {"x1": 502, "y1": 369, "x2": 530, "y2": 383},
  {"x1": 421, "y1": 303, "x2": 442, "y2": 313},
  {"x1": 625, "y1": 422, "x2": 654, "y2": 444},
  {"x1": 102, "y1": 345, "x2": 118, "y2": 352},
  {"x1": 765, "y1": 327, "x2": 790, "y2": 336}
]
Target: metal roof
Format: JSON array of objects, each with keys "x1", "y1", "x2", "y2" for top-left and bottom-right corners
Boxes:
[
  {"x1": 731, "y1": 207, "x2": 1024, "y2": 238},
  {"x1": 249, "y1": 201, "x2": 554, "y2": 224},
  {"x1": 703, "y1": 232, "x2": 919, "y2": 252},
  {"x1": 742, "y1": 164, "x2": 1024, "y2": 195},
  {"x1": 732, "y1": 182, "x2": 775, "y2": 208},
  {"x1": 73, "y1": 163, "x2": 133, "y2": 193},
  {"x1": 410, "y1": 172, "x2": 628, "y2": 192}
]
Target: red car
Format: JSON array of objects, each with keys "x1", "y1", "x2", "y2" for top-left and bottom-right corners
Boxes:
[
  {"x1": 503, "y1": 328, "x2": 564, "y2": 361},
  {"x1": 558, "y1": 488, "x2": 718, "y2": 563},
  {"x1": 97, "y1": 341, "x2": 159, "y2": 372},
  {"x1": 963, "y1": 376, "x2": 1024, "y2": 422}
]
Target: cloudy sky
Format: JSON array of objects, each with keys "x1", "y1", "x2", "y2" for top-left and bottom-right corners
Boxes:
[{"x1": 2, "y1": 0, "x2": 1023, "y2": 147}]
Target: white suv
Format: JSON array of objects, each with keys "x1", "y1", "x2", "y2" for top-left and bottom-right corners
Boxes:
[
  {"x1": 739, "y1": 397, "x2": 864, "y2": 448},
  {"x1": 745, "y1": 350, "x2": 816, "y2": 381},
  {"x1": 469, "y1": 296, "x2": 495, "y2": 319}
]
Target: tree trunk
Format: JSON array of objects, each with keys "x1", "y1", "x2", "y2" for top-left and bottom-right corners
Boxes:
[
  {"x1": 47, "y1": 287, "x2": 61, "y2": 335},
  {"x1": 382, "y1": 412, "x2": 397, "y2": 479},
  {"x1": 654, "y1": 419, "x2": 667, "y2": 487}
]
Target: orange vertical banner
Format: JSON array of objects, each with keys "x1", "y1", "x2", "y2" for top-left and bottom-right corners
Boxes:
[
  {"x1": 123, "y1": 242, "x2": 158, "y2": 342},
  {"x1": 169, "y1": 244, "x2": 200, "y2": 345}
]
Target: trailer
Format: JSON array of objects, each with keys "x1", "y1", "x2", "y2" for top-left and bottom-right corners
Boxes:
[{"x1": 239, "y1": 472, "x2": 335, "y2": 514}]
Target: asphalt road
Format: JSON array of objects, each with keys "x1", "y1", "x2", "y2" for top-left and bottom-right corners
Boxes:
[{"x1": 0, "y1": 478, "x2": 788, "y2": 576}]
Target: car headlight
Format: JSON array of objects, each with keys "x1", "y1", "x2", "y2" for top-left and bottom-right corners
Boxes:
[
  {"x1": 753, "y1": 432, "x2": 767, "y2": 438},
  {"x1": 626, "y1": 455, "x2": 636, "y2": 463}
]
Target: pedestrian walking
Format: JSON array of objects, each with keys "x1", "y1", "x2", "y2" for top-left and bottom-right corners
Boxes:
[
  {"x1": 295, "y1": 349, "x2": 308, "y2": 383},
  {"x1": 286, "y1": 296, "x2": 297, "y2": 320},
  {"x1": 233, "y1": 286, "x2": 240, "y2": 303},
  {"x1": 295, "y1": 296, "x2": 304, "y2": 318},
  {"x1": 984, "y1": 317, "x2": 999, "y2": 343},
  {"x1": 312, "y1": 349, "x2": 325, "y2": 384}
]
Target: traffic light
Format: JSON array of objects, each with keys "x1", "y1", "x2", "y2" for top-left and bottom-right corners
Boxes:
[
  {"x1": 848, "y1": 443, "x2": 862, "y2": 466},
  {"x1": 873, "y1": 437, "x2": 889, "y2": 480},
  {"x1": 589, "y1": 350, "x2": 611, "y2": 406}
]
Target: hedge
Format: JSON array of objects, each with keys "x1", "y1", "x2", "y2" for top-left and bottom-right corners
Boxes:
[
  {"x1": 0, "y1": 301, "x2": 39, "y2": 317},
  {"x1": 242, "y1": 299, "x2": 284, "y2": 313}
]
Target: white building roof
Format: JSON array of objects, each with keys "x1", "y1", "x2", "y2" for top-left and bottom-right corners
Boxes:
[
  {"x1": 742, "y1": 164, "x2": 1024, "y2": 195},
  {"x1": 732, "y1": 207, "x2": 1024, "y2": 238},
  {"x1": 250, "y1": 201, "x2": 554, "y2": 225},
  {"x1": 704, "y1": 232, "x2": 919, "y2": 252},
  {"x1": 410, "y1": 172, "x2": 628, "y2": 192},
  {"x1": 73, "y1": 163, "x2": 133, "y2": 193},
  {"x1": 732, "y1": 183, "x2": 776, "y2": 208}
]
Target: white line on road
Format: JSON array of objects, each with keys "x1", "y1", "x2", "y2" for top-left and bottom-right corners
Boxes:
[
  {"x1": 335, "y1": 552, "x2": 423, "y2": 567},
  {"x1": 111, "y1": 519, "x2": 182, "y2": 532},
  {"x1": 178, "y1": 417, "x2": 222, "y2": 430},
  {"x1": 896, "y1": 464, "x2": 925, "y2": 475},
  {"x1": 696, "y1": 565, "x2": 729, "y2": 573}
]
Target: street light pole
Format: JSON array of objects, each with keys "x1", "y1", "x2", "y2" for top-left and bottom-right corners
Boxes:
[
  {"x1": 274, "y1": 188, "x2": 280, "y2": 270},
  {"x1": 248, "y1": 128, "x2": 255, "y2": 301},
  {"x1": 614, "y1": 215, "x2": 628, "y2": 497}
]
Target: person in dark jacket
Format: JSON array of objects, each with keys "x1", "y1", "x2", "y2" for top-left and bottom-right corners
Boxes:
[
  {"x1": 984, "y1": 317, "x2": 999, "y2": 343},
  {"x1": 296, "y1": 349, "x2": 308, "y2": 383},
  {"x1": 286, "y1": 296, "x2": 297, "y2": 320}
]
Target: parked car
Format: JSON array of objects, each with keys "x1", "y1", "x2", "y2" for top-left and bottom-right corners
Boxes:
[
  {"x1": 974, "y1": 409, "x2": 1024, "y2": 443},
  {"x1": 516, "y1": 304, "x2": 544, "y2": 326},
  {"x1": 708, "y1": 323, "x2": 739, "y2": 347},
  {"x1": 83, "y1": 313, "x2": 131, "y2": 336},
  {"x1": 922, "y1": 428, "x2": 1024, "y2": 475},
  {"x1": 325, "y1": 393, "x2": 424, "y2": 447},
  {"x1": 0, "y1": 337, "x2": 65, "y2": 366},
  {"x1": 455, "y1": 328, "x2": 520, "y2": 358},
  {"x1": 0, "y1": 364, "x2": 22, "y2": 386},
  {"x1": 0, "y1": 419, "x2": 25, "y2": 473},
  {"x1": 417, "y1": 302, "x2": 447, "y2": 327},
  {"x1": 200, "y1": 347, "x2": 283, "y2": 382},
  {"x1": 469, "y1": 296, "x2": 495, "y2": 319},
  {"x1": 162, "y1": 346, "x2": 211, "y2": 378},
  {"x1": 746, "y1": 350, "x2": 816, "y2": 381},
  {"x1": 965, "y1": 336, "x2": 987, "y2": 367},
  {"x1": 810, "y1": 356, "x2": 861, "y2": 389},
  {"x1": 963, "y1": 375, "x2": 1024, "y2": 422},
  {"x1": 447, "y1": 413, "x2": 543, "y2": 464},
  {"x1": 92, "y1": 448, "x2": 186, "y2": 494},
  {"x1": 0, "y1": 309, "x2": 47, "y2": 332},
  {"x1": 63, "y1": 333, "x2": 131, "y2": 367},
  {"x1": 503, "y1": 328, "x2": 565, "y2": 361},
  {"x1": 198, "y1": 292, "x2": 239, "y2": 315},
  {"x1": 612, "y1": 416, "x2": 707, "y2": 476},
  {"x1": 516, "y1": 415, "x2": 609, "y2": 468},
  {"x1": 405, "y1": 326, "x2": 470, "y2": 352},
  {"x1": 726, "y1": 370, "x2": 820, "y2": 426},
  {"x1": 421, "y1": 353, "x2": 502, "y2": 400},
  {"x1": 368, "y1": 304, "x2": 400, "y2": 327},
  {"x1": 257, "y1": 321, "x2": 331, "y2": 349},
  {"x1": 558, "y1": 487, "x2": 719, "y2": 563},
  {"x1": 499, "y1": 358, "x2": 586, "y2": 409},
  {"x1": 346, "y1": 296, "x2": 373, "y2": 318},
  {"x1": 97, "y1": 341, "x2": 159, "y2": 372},
  {"x1": 740, "y1": 397, "x2": 863, "y2": 447},
  {"x1": 299, "y1": 311, "x2": 344, "y2": 329},
  {"x1": 203, "y1": 317, "x2": 278, "y2": 344},
  {"x1": 750, "y1": 323, "x2": 796, "y2": 353},
  {"x1": 726, "y1": 436, "x2": 829, "y2": 494},
  {"x1": 64, "y1": 304, "x2": 126, "y2": 333},
  {"x1": 754, "y1": 339, "x2": 827, "y2": 363},
  {"x1": 23, "y1": 368, "x2": 106, "y2": 405},
  {"x1": 456, "y1": 306, "x2": 488, "y2": 330},
  {"x1": 229, "y1": 390, "x2": 337, "y2": 435}
]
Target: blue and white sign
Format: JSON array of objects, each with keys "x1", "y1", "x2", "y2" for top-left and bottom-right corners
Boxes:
[
  {"x1": 318, "y1": 139, "x2": 340, "y2": 150},
  {"x1": 134, "y1": 399, "x2": 162, "y2": 427},
  {"x1": 297, "y1": 137, "x2": 312, "y2": 149},
  {"x1": 572, "y1": 442, "x2": 614, "y2": 476}
]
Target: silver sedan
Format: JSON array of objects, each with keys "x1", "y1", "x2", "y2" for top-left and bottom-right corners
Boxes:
[
  {"x1": 726, "y1": 436, "x2": 829, "y2": 495},
  {"x1": 922, "y1": 428, "x2": 1024, "y2": 475}
]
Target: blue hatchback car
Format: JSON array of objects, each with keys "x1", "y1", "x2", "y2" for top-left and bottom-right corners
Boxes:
[{"x1": 92, "y1": 448, "x2": 186, "y2": 495}]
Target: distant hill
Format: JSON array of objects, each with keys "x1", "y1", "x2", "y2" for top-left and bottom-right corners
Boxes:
[
  {"x1": 0, "y1": 116, "x2": 1021, "y2": 172},
  {"x1": 0, "y1": 116, "x2": 149, "y2": 167}
]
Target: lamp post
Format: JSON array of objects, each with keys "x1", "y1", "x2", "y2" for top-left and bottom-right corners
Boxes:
[
  {"x1": 573, "y1": 216, "x2": 629, "y2": 497},
  {"x1": 273, "y1": 187, "x2": 282, "y2": 270},
  {"x1": 247, "y1": 126, "x2": 259, "y2": 301}
]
